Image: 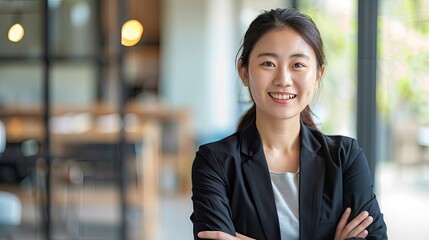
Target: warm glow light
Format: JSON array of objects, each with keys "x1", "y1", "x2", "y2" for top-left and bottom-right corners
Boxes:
[
  {"x1": 121, "y1": 20, "x2": 143, "y2": 47},
  {"x1": 8, "y1": 23, "x2": 25, "y2": 42}
]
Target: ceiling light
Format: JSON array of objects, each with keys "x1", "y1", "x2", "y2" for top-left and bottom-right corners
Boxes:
[
  {"x1": 8, "y1": 23, "x2": 25, "y2": 42},
  {"x1": 121, "y1": 19, "x2": 143, "y2": 47}
]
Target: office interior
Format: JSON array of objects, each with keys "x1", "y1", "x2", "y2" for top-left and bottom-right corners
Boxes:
[{"x1": 0, "y1": 0, "x2": 428, "y2": 239}]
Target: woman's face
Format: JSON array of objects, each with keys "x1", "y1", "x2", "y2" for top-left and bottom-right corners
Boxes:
[{"x1": 239, "y1": 26, "x2": 324, "y2": 122}]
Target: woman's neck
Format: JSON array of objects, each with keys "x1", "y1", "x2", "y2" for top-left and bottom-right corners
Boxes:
[
  {"x1": 255, "y1": 112, "x2": 301, "y2": 173},
  {"x1": 255, "y1": 113, "x2": 301, "y2": 152}
]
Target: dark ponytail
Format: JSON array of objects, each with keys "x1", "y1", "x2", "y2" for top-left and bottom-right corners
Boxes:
[
  {"x1": 237, "y1": 104, "x2": 256, "y2": 132},
  {"x1": 300, "y1": 106, "x2": 318, "y2": 129}
]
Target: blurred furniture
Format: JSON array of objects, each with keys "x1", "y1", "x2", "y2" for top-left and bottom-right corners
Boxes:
[
  {"x1": 393, "y1": 120, "x2": 429, "y2": 179},
  {"x1": 393, "y1": 121, "x2": 422, "y2": 165},
  {"x1": 48, "y1": 116, "x2": 162, "y2": 240},
  {"x1": 0, "y1": 120, "x2": 22, "y2": 240},
  {"x1": 1, "y1": 100, "x2": 193, "y2": 191},
  {"x1": 0, "y1": 140, "x2": 39, "y2": 184},
  {"x1": 0, "y1": 191, "x2": 22, "y2": 240},
  {"x1": 0, "y1": 100, "x2": 193, "y2": 239}
]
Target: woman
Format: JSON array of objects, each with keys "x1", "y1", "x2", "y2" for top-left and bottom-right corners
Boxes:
[{"x1": 191, "y1": 8, "x2": 387, "y2": 240}]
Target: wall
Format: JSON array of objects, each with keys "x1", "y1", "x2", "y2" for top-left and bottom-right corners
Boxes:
[{"x1": 160, "y1": 0, "x2": 239, "y2": 143}]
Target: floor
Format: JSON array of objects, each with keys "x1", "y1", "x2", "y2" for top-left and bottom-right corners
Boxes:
[
  {"x1": 1, "y1": 179, "x2": 193, "y2": 240},
  {"x1": 2, "y1": 161, "x2": 429, "y2": 240},
  {"x1": 376, "y1": 162, "x2": 429, "y2": 240}
]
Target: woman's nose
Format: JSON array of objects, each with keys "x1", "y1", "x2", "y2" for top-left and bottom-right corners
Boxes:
[{"x1": 274, "y1": 68, "x2": 293, "y2": 87}]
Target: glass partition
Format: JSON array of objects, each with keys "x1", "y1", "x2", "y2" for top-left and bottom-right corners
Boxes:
[{"x1": 378, "y1": 0, "x2": 429, "y2": 238}]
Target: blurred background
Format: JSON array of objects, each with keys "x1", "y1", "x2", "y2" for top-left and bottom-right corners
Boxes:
[{"x1": 0, "y1": 0, "x2": 428, "y2": 239}]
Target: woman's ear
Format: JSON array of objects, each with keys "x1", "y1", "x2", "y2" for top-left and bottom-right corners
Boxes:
[
  {"x1": 316, "y1": 65, "x2": 326, "y2": 87},
  {"x1": 237, "y1": 60, "x2": 249, "y2": 87}
]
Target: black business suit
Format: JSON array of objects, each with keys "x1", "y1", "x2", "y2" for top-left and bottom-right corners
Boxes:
[{"x1": 191, "y1": 120, "x2": 387, "y2": 240}]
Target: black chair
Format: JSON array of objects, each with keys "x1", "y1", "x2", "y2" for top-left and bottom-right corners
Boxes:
[
  {"x1": 52, "y1": 141, "x2": 137, "y2": 237},
  {"x1": 58, "y1": 142, "x2": 136, "y2": 182}
]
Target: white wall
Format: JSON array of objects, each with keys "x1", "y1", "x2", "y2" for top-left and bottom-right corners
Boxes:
[{"x1": 160, "y1": 0, "x2": 239, "y2": 143}]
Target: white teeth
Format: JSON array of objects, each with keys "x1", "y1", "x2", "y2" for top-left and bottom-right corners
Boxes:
[{"x1": 270, "y1": 93, "x2": 296, "y2": 100}]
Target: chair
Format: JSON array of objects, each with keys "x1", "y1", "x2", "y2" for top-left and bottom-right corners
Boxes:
[
  {"x1": 0, "y1": 191, "x2": 22, "y2": 239},
  {"x1": 0, "y1": 120, "x2": 22, "y2": 239},
  {"x1": 53, "y1": 141, "x2": 136, "y2": 237}
]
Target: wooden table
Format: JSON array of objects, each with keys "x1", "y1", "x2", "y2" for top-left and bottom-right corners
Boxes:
[
  {"x1": 0, "y1": 101, "x2": 194, "y2": 239},
  {"x1": 1, "y1": 101, "x2": 193, "y2": 191}
]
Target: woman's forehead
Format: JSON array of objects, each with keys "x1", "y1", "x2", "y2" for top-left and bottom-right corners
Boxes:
[{"x1": 251, "y1": 27, "x2": 315, "y2": 58}]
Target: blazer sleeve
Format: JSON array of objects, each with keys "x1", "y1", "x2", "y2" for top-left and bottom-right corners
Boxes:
[
  {"x1": 190, "y1": 145, "x2": 236, "y2": 239},
  {"x1": 342, "y1": 139, "x2": 388, "y2": 240}
]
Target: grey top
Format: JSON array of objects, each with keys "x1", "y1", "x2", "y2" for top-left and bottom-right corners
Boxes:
[{"x1": 270, "y1": 170, "x2": 300, "y2": 240}]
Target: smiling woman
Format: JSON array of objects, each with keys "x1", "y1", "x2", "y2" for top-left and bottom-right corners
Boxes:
[
  {"x1": 239, "y1": 27, "x2": 323, "y2": 131},
  {"x1": 190, "y1": 8, "x2": 387, "y2": 240}
]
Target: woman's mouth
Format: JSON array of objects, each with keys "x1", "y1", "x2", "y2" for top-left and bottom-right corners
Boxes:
[{"x1": 268, "y1": 93, "x2": 297, "y2": 100}]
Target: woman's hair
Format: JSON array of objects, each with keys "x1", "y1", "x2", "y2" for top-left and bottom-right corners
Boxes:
[{"x1": 236, "y1": 8, "x2": 326, "y2": 131}]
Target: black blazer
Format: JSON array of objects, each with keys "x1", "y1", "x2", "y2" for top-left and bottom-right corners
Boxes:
[{"x1": 190, "y1": 120, "x2": 387, "y2": 240}]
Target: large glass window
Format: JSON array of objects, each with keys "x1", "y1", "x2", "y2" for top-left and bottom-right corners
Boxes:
[
  {"x1": 50, "y1": 0, "x2": 98, "y2": 57},
  {"x1": 0, "y1": 0, "x2": 100, "y2": 107},
  {"x1": 378, "y1": 0, "x2": 429, "y2": 238}
]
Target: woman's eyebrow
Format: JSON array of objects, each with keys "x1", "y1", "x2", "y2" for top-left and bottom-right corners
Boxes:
[
  {"x1": 256, "y1": 52, "x2": 310, "y2": 59},
  {"x1": 256, "y1": 52, "x2": 278, "y2": 58},
  {"x1": 289, "y1": 53, "x2": 310, "y2": 59}
]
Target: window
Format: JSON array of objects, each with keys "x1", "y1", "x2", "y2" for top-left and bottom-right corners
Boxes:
[{"x1": 378, "y1": 0, "x2": 429, "y2": 238}]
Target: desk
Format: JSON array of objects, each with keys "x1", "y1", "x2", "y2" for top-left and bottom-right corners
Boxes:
[
  {"x1": 1, "y1": 101, "x2": 194, "y2": 191},
  {"x1": 0, "y1": 101, "x2": 194, "y2": 239}
]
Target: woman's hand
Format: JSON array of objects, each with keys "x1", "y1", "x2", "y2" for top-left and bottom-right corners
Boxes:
[
  {"x1": 197, "y1": 231, "x2": 255, "y2": 240},
  {"x1": 198, "y1": 208, "x2": 373, "y2": 240},
  {"x1": 334, "y1": 207, "x2": 374, "y2": 240}
]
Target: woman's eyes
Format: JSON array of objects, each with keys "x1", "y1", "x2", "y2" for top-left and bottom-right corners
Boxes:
[
  {"x1": 292, "y1": 63, "x2": 305, "y2": 68},
  {"x1": 260, "y1": 62, "x2": 306, "y2": 69},
  {"x1": 262, "y1": 62, "x2": 275, "y2": 67}
]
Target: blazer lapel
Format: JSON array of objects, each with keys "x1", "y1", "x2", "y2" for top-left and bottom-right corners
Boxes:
[
  {"x1": 299, "y1": 123, "x2": 326, "y2": 240},
  {"x1": 240, "y1": 122, "x2": 281, "y2": 240}
]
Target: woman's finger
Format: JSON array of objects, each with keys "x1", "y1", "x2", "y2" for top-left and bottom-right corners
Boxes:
[
  {"x1": 334, "y1": 207, "x2": 351, "y2": 239},
  {"x1": 347, "y1": 216, "x2": 373, "y2": 237},
  {"x1": 356, "y1": 229, "x2": 369, "y2": 239},
  {"x1": 343, "y1": 210, "x2": 369, "y2": 233}
]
